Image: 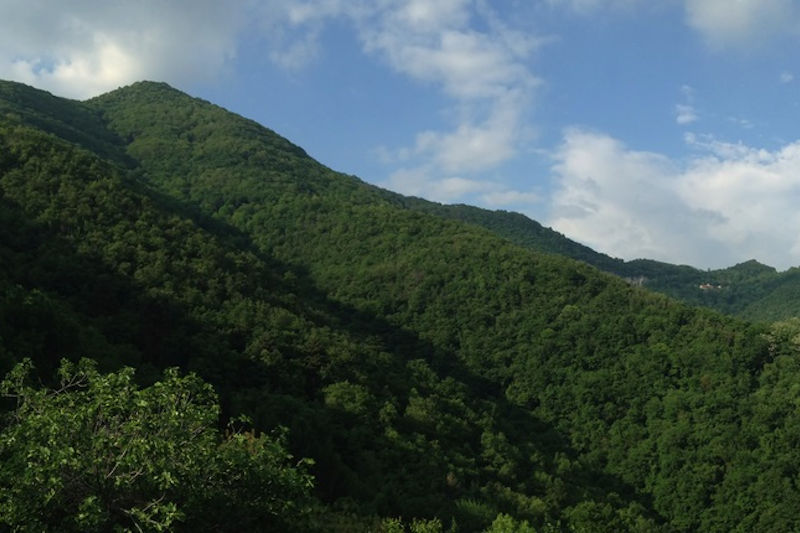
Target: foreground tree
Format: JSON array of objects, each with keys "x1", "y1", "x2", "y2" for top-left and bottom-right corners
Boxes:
[{"x1": 0, "y1": 358, "x2": 313, "y2": 532}]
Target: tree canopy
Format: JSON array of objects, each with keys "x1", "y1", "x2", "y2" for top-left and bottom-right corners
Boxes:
[
  {"x1": 0, "y1": 358, "x2": 313, "y2": 532},
  {"x1": 2, "y1": 79, "x2": 800, "y2": 530}
]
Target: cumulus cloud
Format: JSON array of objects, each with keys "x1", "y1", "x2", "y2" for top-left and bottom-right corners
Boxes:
[
  {"x1": 675, "y1": 104, "x2": 698, "y2": 125},
  {"x1": 549, "y1": 129, "x2": 800, "y2": 270},
  {"x1": 684, "y1": 0, "x2": 800, "y2": 48},
  {"x1": 267, "y1": 0, "x2": 541, "y2": 203},
  {"x1": 552, "y1": 0, "x2": 800, "y2": 49},
  {"x1": 385, "y1": 164, "x2": 540, "y2": 211},
  {"x1": 0, "y1": 0, "x2": 542, "y2": 207},
  {"x1": 384, "y1": 166, "x2": 495, "y2": 202},
  {"x1": 256, "y1": 0, "x2": 367, "y2": 69},
  {"x1": 0, "y1": 0, "x2": 243, "y2": 99},
  {"x1": 679, "y1": 140, "x2": 800, "y2": 263},
  {"x1": 482, "y1": 189, "x2": 540, "y2": 206},
  {"x1": 674, "y1": 84, "x2": 698, "y2": 125},
  {"x1": 358, "y1": 3, "x2": 539, "y2": 101},
  {"x1": 548, "y1": 129, "x2": 715, "y2": 265},
  {"x1": 355, "y1": 1, "x2": 540, "y2": 199},
  {"x1": 408, "y1": 90, "x2": 531, "y2": 174}
]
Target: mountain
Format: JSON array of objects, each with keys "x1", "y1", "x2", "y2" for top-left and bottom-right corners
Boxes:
[
  {"x1": 2, "y1": 79, "x2": 800, "y2": 531},
  {"x1": 392, "y1": 199, "x2": 800, "y2": 322}
]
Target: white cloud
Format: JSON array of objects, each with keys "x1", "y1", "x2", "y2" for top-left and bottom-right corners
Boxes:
[
  {"x1": 282, "y1": 0, "x2": 357, "y2": 24},
  {"x1": 0, "y1": 0, "x2": 242, "y2": 98},
  {"x1": 384, "y1": 166, "x2": 496, "y2": 202},
  {"x1": 268, "y1": 28, "x2": 323, "y2": 70},
  {"x1": 434, "y1": 176, "x2": 496, "y2": 198},
  {"x1": 675, "y1": 104, "x2": 698, "y2": 125},
  {"x1": 266, "y1": 0, "x2": 542, "y2": 202},
  {"x1": 359, "y1": 9, "x2": 539, "y2": 101},
  {"x1": 384, "y1": 166, "x2": 540, "y2": 210},
  {"x1": 549, "y1": 129, "x2": 800, "y2": 270},
  {"x1": 482, "y1": 189, "x2": 540, "y2": 206},
  {"x1": 727, "y1": 116, "x2": 755, "y2": 129},
  {"x1": 545, "y1": 0, "x2": 639, "y2": 14},
  {"x1": 678, "y1": 138, "x2": 800, "y2": 266},
  {"x1": 354, "y1": 1, "x2": 540, "y2": 192},
  {"x1": 409, "y1": 90, "x2": 531, "y2": 174},
  {"x1": 781, "y1": 71, "x2": 794, "y2": 83},
  {"x1": 552, "y1": 1, "x2": 800, "y2": 49},
  {"x1": 674, "y1": 84, "x2": 698, "y2": 125},
  {"x1": 0, "y1": 0, "x2": 541, "y2": 205},
  {"x1": 549, "y1": 129, "x2": 707, "y2": 264},
  {"x1": 256, "y1": 0, "x2": 368, "y2": 69},
  {"x1": 684, "y1": 0, "x2": 800, "y2": 48}
]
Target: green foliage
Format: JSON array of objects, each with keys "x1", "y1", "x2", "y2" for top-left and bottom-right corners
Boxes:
[
  {"x1": 378, "y1": 516, "x2": 452, "y2": 533},
  {"x1": 0, "y1": 358, "x2": 313, "y2": 532},
  {"x1": 483, "y1": 513, "x2": 538, "y2": 533},
  {"x1": 4, "y1": 78, "x2": 800, "y2": 531},
  {"x1": 402, "y1": 200, "x2": 800, "y2": 323},
  {"x1": 399, "y1": 200, "x2": 631, "y2": 276},
  {"x1": 0, "y1": 80, "x2": 131, "y2": 165}
]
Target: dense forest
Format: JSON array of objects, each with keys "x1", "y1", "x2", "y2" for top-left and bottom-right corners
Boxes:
[
  {"x1": 394, "y1": 198, "x2": 800, "y2": 322},
  {"x1": 2, "y1": 79, "x2": 800, "y2": 531}
]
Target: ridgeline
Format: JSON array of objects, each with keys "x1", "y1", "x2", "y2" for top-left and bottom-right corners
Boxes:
[{"x1": 2, "y1": 79, "x2": 800, "y2": 531}]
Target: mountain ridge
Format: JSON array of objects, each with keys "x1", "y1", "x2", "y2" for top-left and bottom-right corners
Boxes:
[
  {"x1": 8, "y1": 77, "x2": 794, "y2": 319},
  {"x1": 2, "y1": 78, "x2": 800, "y2": 530},
  {"x1": 385, "y1": 192, "x2": 800, "y2": 322}
]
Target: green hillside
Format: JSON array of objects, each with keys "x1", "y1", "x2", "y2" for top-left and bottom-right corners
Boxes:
[
  {"x1": 397, "y1": 200, "x2": 800, "y2": 322},
  {"x1": 392, "y1": 200, "x2": 631, "y2": 275},
  {"x1": 2, "y1": 79, "x2": 800, "y2": 531}
]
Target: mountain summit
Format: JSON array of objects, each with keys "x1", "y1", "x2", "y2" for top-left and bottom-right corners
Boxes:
[{"x1": 1, "y1": 80, "x2": 799, "y2": 531}]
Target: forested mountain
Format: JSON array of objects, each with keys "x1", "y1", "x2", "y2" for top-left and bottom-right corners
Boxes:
[
  {"x1": 3, "y1": 79, "x2": 800, "y2": 531},
  {"x1": 390, "y1": 198, "x2": 800, "y2": 322}
]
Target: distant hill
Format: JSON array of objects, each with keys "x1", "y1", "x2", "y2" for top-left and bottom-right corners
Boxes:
[
  {"x1": 3, "y1": 79, "x2": 800, "y2": 531},
  {"x1": 389, "y1": 199, "x2": 800, "y2": 322},
  {"x1": 394, "y1": 200, "x2": 633, "y2": 274}
]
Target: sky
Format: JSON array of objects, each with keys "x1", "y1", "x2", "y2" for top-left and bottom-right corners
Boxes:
[{"x1": 3, "y1": 1, "x2": 800, "y2": 270}]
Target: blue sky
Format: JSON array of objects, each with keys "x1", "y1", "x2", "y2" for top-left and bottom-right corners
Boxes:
[{"x1": 3, "y1": 1, "x2": 800, "y2": 269}]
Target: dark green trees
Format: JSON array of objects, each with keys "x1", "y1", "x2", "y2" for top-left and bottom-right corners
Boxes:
[
  {"x1": 0, "y1": 359, "x2": 313, "y2": 532},
  {"x1": 6, "y1": 78, "x2": 800, "y2": 530}
]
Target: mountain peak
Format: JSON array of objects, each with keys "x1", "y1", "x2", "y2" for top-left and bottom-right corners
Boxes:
[
  {"x1": 725, "y1": 259, "x2": 776, "y2": 275},
  {"x1": 88, "y1": 80, "x2": 196, "y2": 106}
]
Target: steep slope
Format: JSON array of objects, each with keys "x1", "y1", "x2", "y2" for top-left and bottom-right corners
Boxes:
[
  {"x1": 78, "y1": 79, "x2": 800, "y2": 323},
  {"x1": 391, "y1": 199, "x2": 632, "y2": 275},
  {"x1": 0, "y1": 81, "x2": 663, "y2": 530},
  {"x1": 86, "y1": 82, "x2": 789, "y2": 530},
  {"x1": 394, "y1": 198, "x2": 800, "y2": 321},
  {"x1": 0, "y1": 80, "x2": 131, "y2": 165},
  {"x1": 3, "y1": 79, "x2": 800, "y2": 531}
]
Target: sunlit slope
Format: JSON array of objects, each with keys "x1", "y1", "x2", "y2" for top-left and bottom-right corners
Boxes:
[
  {"x1": 403, "y1": 201, "x2": 800, "y2": 322},
  {"x1": 0, "y1": 79, "x2": 670, "y2": 530},
  {"x1": 90, "y1": 82, "x2": 794, "y2": 530},
  {"x1": 1, "y1": 79, "x2": 799, "y2": 530}
]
